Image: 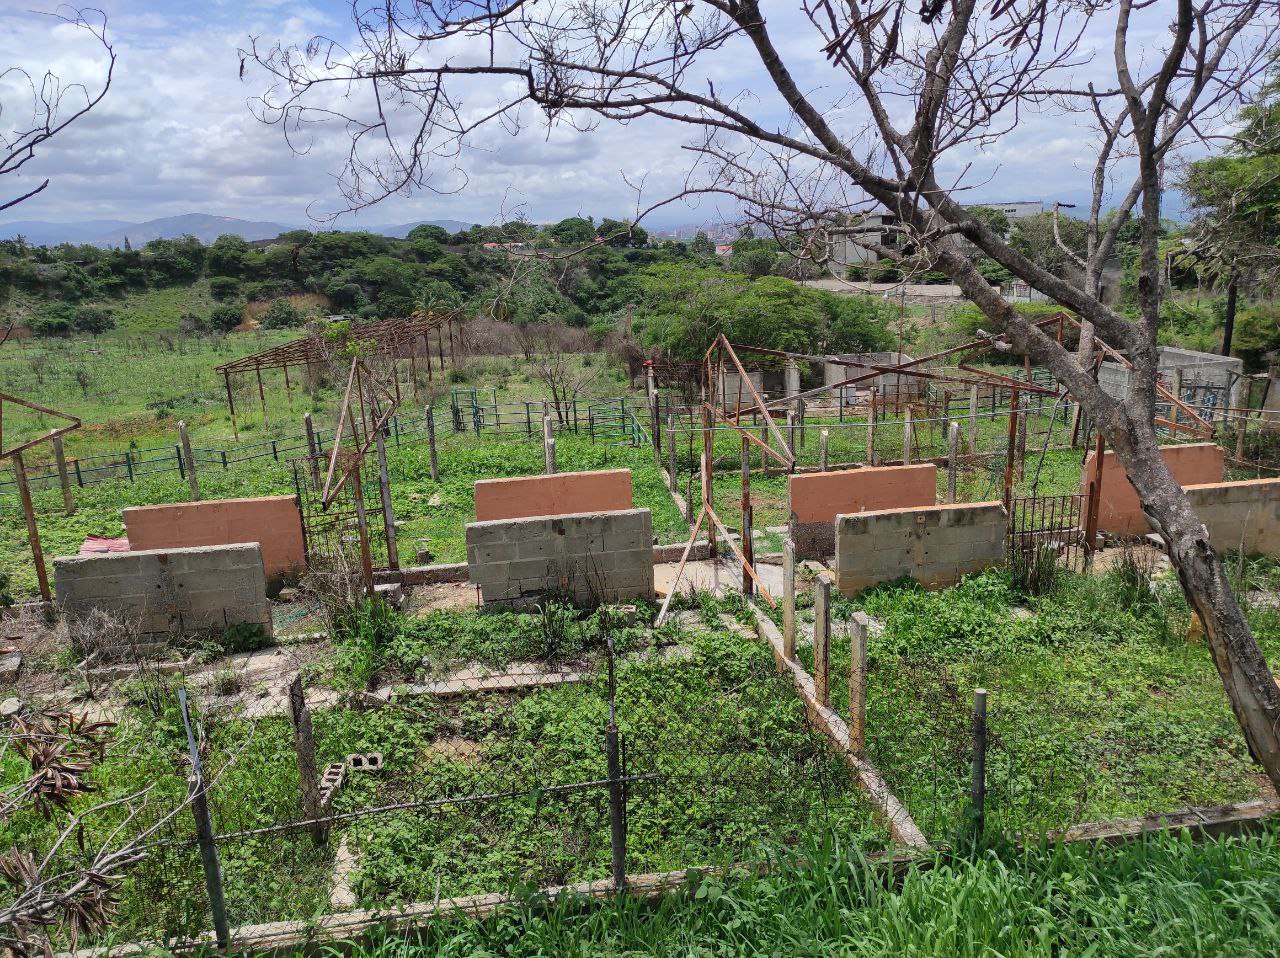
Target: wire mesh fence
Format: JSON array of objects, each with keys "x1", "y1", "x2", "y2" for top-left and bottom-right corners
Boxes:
[{"x1": 101, "y1": 618, "x2": 884, "y2": 946}]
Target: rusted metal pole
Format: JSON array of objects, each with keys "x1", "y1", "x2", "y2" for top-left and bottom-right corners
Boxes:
[
  {"x1": 305, "y1": 413, "x2": 321, "y2": 489},
  {"x1": 1083, "y1": 430, "x2": 1105, "y2": 555},
  {"x1": 13, "y1": 452, "x2": 50, "y2": 601},
  {"x1": 866, "y1": 387, "x2": 878, "y2": 465},
  {"x1": 968, "y1": 384, "x2": 979, "y2": 453},
  {"x1": 947, "y1": 422, "x2": 959, "y2": 504},
  {"x1": 426, "y1": 407, "x2": 440, "y2": 482}
]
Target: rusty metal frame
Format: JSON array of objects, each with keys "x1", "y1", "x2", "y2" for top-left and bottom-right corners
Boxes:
[
  {"x1": 215, "y1": 312, "x2": 460, "y2": 440},
  {"x1": 1, "y1": 392, "x2": 83, "y2": 601},
  {"x1": 320, "y1": 357, "x2": 401, "y2": 508}
]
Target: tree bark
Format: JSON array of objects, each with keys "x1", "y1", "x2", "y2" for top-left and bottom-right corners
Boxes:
[{"x1": 1222, "y1": 277, "x2": 1238, "y2": 357}]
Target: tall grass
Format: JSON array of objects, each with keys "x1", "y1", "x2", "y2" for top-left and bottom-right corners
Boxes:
[{"x1": 322, "y1": 828, "x2": 1280, "y2": 957}]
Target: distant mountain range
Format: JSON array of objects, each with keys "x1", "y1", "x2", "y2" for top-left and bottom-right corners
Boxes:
[{"x1": 0, "y1": 212, "x2": 476, "y2": 247}]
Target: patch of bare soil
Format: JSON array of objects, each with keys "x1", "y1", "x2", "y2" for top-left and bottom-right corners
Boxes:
[{"x1": 405, "y1": 581, "x2": 480, "y2": 614}]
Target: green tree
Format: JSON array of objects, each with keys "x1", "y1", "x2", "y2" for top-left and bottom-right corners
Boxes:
[
  {"x1": 548, "y1": 216, "x2": 597, "y2": 245},
  {"x1": 207, "y1": 234, "x2": 250, "y2": 275},
  {"x1": 1178, "y1": 66, "x2": 1280, "y2": 355},
  {"x1": 690, "y1": 231, "x2": 716, "y2": 256}
]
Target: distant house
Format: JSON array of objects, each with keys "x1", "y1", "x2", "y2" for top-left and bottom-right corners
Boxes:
[{"x1": 830, "y1": 200, "x2": 1046, "y2": 268}]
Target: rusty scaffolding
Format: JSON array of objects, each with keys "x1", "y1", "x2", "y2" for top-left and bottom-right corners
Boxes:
[
  {"x1": 214, "y1": 312, "x2": 461, "y2": 441},
  {"x1": 1, "y1": 392, "x2": 82, "y2": 601},
  {"x1": 656, "y1": 312, "x2": 1216, "y2": 622}
]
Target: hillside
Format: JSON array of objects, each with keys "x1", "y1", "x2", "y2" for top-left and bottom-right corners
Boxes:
[{"x1": 0, "y1": 213, "x2": 477, "y2": 247}]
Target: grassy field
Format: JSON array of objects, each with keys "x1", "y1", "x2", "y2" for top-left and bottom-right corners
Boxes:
[
  {"x1": 2, "y1": 602, "x2": 886, "y2": 945},
  {"x1": 778, "y1": 560, "x2": 1280, "y2": 841},
  {"x1": 0, "y1": 425, "x2": 686, "y2": 598},
  {"x1": 323, "y1": 828, "x2": 1280, "y2": 957}
]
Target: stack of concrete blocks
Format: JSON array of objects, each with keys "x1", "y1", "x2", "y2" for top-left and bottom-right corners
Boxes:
[
  {"x1": 789, "y1": 464, "x2": 937, "y2": 559},
  {"x1": 122, "y1": 495, "x2": 307, "y2": 591},
  {"x1": 53, "y1": 543, "x2": 273, "y2": 637},
  {"x1": 466, "y1": 509, "x2": 654, "y2": 608},
  {"x1": 834, "y1": 501, "x2": 1007, "y2": 596},
  {"x1": 1184, "y1": 478, "x2": 1280, "y2": 556}
]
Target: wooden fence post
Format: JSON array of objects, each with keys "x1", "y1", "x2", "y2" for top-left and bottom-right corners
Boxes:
[
  {"x1": 902, "y1": 407, "x2": 914, "y2": 465},
  {"x1": 304, "y1": 413, "x2": 321, "y2": 490},
  {"x1": 13, "y1": 452, "x2": 50, "y2": 601},
  {"x1": 666, "y1": 411, "x2": 677, "y2": 493},
  {"x1": 543, "y1": 415, "x2": 556, "y2": 473},
  {"x1": 867, "y1": 387, "x2": 878, "y2": 466},
  {"x1": 374, "y1": 427, "x2": 400, "y2": 571},
  {"x1": 814, "y1": 572, "x2": 832, "y2": 707},
  {"x1": 51, "y1": 432, "x2": 74, "y2": 515},
  {"x1": 947, "y1": 421, "x2": 959, "y2": 504},
  {"x1": 968, "y1": 384, "x2": 979, "y2": 453},
  {"x1": 426, "y1": 407, "x2": 440, "y2": 482},
  {"x1": 849, "y1": 612, "x2": 868, "y2": 754},
  {"x1": 783, "y1": 539, "x2": 796, "y2": 661},
  {"x1": 178, "y1": 421, "x2": 200, "y2": 502},
  {"x1": 819, "y1": 429, "x2": 829, "y2": 472},
  {"x1": 287, "y1": 676, "x2": 328, "y2": 846}
]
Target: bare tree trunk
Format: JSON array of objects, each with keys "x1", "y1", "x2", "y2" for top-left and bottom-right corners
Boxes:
[
  {"x1": 1111, "y1": 413, "x2": 1280, "y2": 785},
  {"x1": 938, "y1": 242, "x2": 1280, "y2": 791}
]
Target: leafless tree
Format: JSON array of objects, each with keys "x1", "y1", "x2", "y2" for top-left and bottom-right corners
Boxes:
[
  {"x1": 245, "y1": 2, "x2": 1280, "y2": 790},
  {"x1": 0, "y1": 7, "x2": 115, "y2": 213},
  {"x1": 528, "y1": 326, "x2": 597, "y2": 423}
]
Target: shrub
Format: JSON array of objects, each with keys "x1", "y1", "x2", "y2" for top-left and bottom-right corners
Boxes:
[
  {"x1": 259, "y1": 297, "x2": 303, "y2": 329},
  {"x1": 209, "y1": 275, "x2": 241, "y2": 300},
  {"x1": 29, "y1": 301, "x2": 77, "y2": 336},
  {"x1": 210, "y1": 301, "x2": 246, "y2": 333},
  {"x1": 73, "y1": 303, "x2": 115, "y2": 334}
]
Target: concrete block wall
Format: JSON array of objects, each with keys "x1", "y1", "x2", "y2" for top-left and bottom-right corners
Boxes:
[
  {"x1": 789, "y1": 464, "x2": 937, "y2": 559},
  {"x1": 54, "y1": 543, "x2": 273, "y2": 637},
  {"x1": 122, "y1": 495, "x2": 306, "y2": 586},
  {"x1": 473, "y1": 469, "x2": 633, "y2": 522},
  {"x1": 1184, "y1": 478, "x2": 1280, "y2": 556},
  {"x1": 1083, "y1": 443, "x2": 1224, "y2": 537},
  {"x1": 835, "y1": 501, "x2": 1006, "y2": 596},
  {"x1": 466, "y1": 509, "x2": 653, "y2": 607}
]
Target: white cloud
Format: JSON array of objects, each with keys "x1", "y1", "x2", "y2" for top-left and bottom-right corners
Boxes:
[{"x1": 0, "y1": 1, "x2": 1247, "y2": 229}]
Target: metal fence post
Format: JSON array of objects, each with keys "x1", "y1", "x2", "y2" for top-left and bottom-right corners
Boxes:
[
  {"x1": 179, "y1": 689, "x2": 230, "y2": 949},
  {"x1": 970, "y1": 688, "x2": 988, "y2": 842}
]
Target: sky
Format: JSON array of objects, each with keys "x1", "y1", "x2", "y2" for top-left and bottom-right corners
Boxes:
[{"x1": 0, "y1": 0, "x2": 1244, "y2": 231}]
